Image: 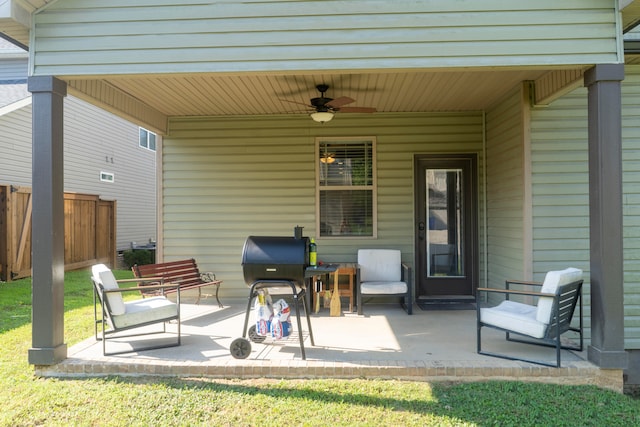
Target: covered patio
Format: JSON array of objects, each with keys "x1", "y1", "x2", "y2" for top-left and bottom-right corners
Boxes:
[
  {"x1": 37, "y1": 297, "x2": 622, "y2": 392},
  {"x1": 1, "y1": 1, "x2": 634, "y2": 388}
]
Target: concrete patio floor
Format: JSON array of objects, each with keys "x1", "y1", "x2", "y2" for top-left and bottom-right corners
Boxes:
[{"x1": 37, "y1": 297, "x2": 624, "y2": 392}]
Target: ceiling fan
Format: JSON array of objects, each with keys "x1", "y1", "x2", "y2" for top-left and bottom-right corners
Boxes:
[
  {"x1": 282, "y1": 84, "x2": 376, "y2": 123},
  {"x1": 320, "y1": 152, "x2": 336, "y2": 164}
]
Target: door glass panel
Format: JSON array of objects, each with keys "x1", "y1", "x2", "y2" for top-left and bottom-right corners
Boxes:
[{"x1": 426, "y1": 169, "x2": 464, "y2": 277}]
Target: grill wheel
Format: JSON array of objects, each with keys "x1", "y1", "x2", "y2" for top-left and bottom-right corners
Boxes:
[
  {"x1": 248, "y1": 325, "x2": 267, "y2": 343},
  {"x1": 230, "y1": 337, "x2": 251, "y2": 359}
]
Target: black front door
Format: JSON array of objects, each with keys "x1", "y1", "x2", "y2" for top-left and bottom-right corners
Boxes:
[{"x1": 414, "y1": 154, "x2": 478, "y2": 299}]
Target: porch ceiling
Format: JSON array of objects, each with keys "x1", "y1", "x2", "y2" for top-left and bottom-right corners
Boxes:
[
  {"x1": 622, "y1": 0, "x2": 640, "y2": 32},
  {"x1": 71, "y1": 69, "x2": 552, "y2": 119}
]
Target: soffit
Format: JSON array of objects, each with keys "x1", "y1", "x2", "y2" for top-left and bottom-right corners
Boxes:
[
  {"x1": 78, "y1": 69, "x2": 552, "y2": 119},
  {"x1": 622, "y1": 0, "x2": 640, "y2": 32}
]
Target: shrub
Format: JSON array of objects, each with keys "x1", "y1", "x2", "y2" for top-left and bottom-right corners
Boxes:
[{"x1": 122, "y1": 249, "x2": 155, "y2": 268}]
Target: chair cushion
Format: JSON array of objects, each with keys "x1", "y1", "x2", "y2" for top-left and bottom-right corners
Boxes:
[
  {"x1": 480, "y1": 300, "x2": 547, "y2": 338},
  {"x1": 360, "y1": 281, "x2": 408, "y2": 295},
  {"x1": 358, "y1": 249, "x2": 401, "y2": 282},
  {"x1": 536, "y1": 267, "x2": 583, "y2": 323},
  {"x1": 92, "y1": 264, "x2": 126, "y2": 316},
  {"x1": 111, "y1": 296, "x2": 178, "y2": 329}
]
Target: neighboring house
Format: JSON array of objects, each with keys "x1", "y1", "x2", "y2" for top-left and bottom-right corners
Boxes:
[
  {"x1": 0, "y1": 38, "x2": 157, "y2": 254},
  {"x1": 2, "y1": 0, "x2": 640, "y2": 387}
]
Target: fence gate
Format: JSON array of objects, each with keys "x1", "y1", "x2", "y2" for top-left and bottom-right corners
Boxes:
[{"x1": 0, "y1": 185, "x2": 116, "y2": 281}]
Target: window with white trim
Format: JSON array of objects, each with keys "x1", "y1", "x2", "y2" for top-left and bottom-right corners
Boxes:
[
  {"x1": 100, "y1": 172, "x2": 114, "y2": 183},
  {"x1": 317, "y1": 137, "x2": 376, "y2": 237},
  {"x1": 139, "y1": 127, "x2": 156, "y2": 151}
]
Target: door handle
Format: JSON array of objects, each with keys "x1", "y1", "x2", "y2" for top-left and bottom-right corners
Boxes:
[{"x1": 418, "y1": 222, "x2": 425, "y2": 240}]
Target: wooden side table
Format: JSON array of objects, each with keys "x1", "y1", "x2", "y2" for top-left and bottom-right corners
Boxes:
[{"x1": 312, "y1": 263, "x2": 357, "y2": 313}]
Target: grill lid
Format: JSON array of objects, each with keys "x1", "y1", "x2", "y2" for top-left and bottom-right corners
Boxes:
[{"x1": 241, "y1": 235, "x2": 309, "y2": 286}]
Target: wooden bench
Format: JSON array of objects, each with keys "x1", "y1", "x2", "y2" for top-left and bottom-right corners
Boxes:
[{"x1": 132, "y1": 258, "x2": 223, "y2": 307}]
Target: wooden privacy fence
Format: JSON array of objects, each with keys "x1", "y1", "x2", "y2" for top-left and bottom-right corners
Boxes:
[{"x1": 0, "y1": 185, "x2": 116, "y2": 281}]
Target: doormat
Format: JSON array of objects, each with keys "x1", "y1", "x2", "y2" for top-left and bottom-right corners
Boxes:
[{"x1": 417, "y1": 300, "x2": 476, "y2": 311}]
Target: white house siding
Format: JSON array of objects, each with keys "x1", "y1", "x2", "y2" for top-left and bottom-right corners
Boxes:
[
  {"x1": 0, "y1": 38, "x2": 27, "y2": 80},
  {"x1": 484, "y1": 86, "x2": 528, "y2": 293},
  {"x1": 0, "y1": 105, "x2": 31, "y2": 183},
  {"x1": 163, "y1": 112, "x2": 485, "y2": 298},
  {"x1": 32, "y1": 0, "x2": 618, "y2": 77},
  {"x1": 0, "y1": 96, "x2": 157, "y2": 251},
  {"x1": 0, "y1": 58, "x2": 27, "y2": 80}
]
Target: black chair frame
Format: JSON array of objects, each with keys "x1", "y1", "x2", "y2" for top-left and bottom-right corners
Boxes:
[
  {"x1": 476, "y1": 279, "x2": 583, "y2": 368},
  {"x1": 92, "y1": 277, "x2": 181, "y2": 356}
]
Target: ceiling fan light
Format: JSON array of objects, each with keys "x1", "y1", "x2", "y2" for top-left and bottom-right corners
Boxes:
[
  {"x1": 310, "y1": 111, "x2": 334, "y2": 123},
  {"x1": 320, "y1": 155, "x2": 336, "y2": 164}
]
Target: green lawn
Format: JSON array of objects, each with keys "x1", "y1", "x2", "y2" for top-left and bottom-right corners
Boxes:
[{"x1": 1, "y1": 269, "x2": 639, "y2": 426}]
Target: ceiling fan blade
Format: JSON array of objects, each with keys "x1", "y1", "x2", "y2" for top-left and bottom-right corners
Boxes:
[
  {"x1": 338, "y1": 106, "x2": 377, "y2": 113},
  {"x1": 326, "y1": 96, "x2": 355, "y2": 108}
]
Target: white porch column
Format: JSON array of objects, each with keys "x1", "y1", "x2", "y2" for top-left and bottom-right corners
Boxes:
[{"x1": 27, "y1": 76, "x2": 67, "y2": 365}]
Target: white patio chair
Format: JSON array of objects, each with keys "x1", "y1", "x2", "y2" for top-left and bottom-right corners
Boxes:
[
  {"x1": 91, "y1": 263, "x2": 181, "y2": 356},
  {"x1": 356, "y1": 249, "x2": 413, "y2": 315},
  {"x1": 476, "y1": 267, "x2": 583, "y2": 367}
]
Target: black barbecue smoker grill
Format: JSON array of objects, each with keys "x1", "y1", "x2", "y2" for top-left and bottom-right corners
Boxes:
[{"x1": 231, "y1": 235, "x2": 316, "y2": 359}]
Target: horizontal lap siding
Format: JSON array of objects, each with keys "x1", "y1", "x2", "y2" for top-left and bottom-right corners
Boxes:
[
  {"x1": 163, "y1": 112, "x2": 484, "y2": 297},
  {"x1": 485, "y1": 87, "x2": 527, "y2": 292},
  {"x1": 623, "y1": 67, "x2": 640, "y2": 349},
  {"x1": 530, "y1": 87, "x2": 593, "y2": 344},
  {"x1": 0, "y1": 107, "x2": 32, "y2": 185},
  {"x1": 0, "y1": 58, "x2": 27, "y2": 81},
  {"x1": 33, "y1": 0, "x2": 618, "y2": 76},
  {"x1": 530, "y1": 70, "x2": 640, "y2": 348}
]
